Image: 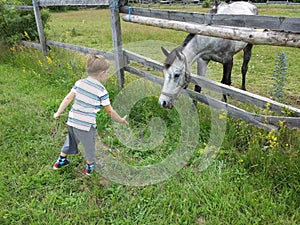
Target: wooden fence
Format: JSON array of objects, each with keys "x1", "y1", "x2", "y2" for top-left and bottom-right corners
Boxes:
[{"x1": 11, "y1": 0, "x2": 300, "y2": 130}]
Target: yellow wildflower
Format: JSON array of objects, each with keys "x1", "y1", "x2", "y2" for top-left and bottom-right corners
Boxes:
[
  {"x1": 24, "y1": 31, "x2": 30, "y2": 40},
  {"x1": 38, "y1": 60, "x2": 42, "y2": 66},
  {"x1": 266, "y1": 129, "x2": 278, "y2": 149},
  {"x1": 46, "y1": 56, "x2": 53, "y2": 64},
  {"x1": 278, "y1": 120, "x2": 284, "y2": 127},
  {"x1": 67, "y1": 63, "x2": 72, "y2": 70},
  {"x1": 218, "y1": 113, "x2": 227, "y2": 120}
]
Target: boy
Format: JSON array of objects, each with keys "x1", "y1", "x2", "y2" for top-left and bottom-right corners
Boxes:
[{"x1": 53, "y1": 55, "x2": 128, "y2": 175}]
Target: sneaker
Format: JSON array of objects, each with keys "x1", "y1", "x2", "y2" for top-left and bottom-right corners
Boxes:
[
  {"x1": 53, "y1": 157, "x2": 70, "y2": 170},
  {"x1": 85, "y1": 163, "x2": 96, "y2": 176}
]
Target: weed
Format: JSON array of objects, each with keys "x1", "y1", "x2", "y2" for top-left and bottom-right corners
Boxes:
[{"x1": 270, "y1": 52, "x2": 288, "y2": 102}]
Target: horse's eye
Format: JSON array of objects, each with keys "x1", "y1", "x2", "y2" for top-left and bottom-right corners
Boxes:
[{"x1": 174, "y1": 73, "x2": 180, "y2": 78}]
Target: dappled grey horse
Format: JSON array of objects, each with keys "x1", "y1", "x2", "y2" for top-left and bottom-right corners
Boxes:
[{"x1": 159, "y1": 1, "x2": 258, "y2": 108}]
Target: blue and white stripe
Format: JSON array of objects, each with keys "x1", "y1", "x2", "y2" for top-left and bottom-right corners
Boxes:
[{"x1": 67, "y1": 77, "x2": 110, "y2": 131}]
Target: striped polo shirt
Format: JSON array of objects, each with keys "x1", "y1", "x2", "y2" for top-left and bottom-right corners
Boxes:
[{"x1": 67, "y1": 77, "x2": 110, "y2": 131}]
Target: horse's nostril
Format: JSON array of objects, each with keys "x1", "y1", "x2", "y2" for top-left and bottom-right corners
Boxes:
[{"x1": 162, "y1": 101, "x2": 167, "y2": 108}]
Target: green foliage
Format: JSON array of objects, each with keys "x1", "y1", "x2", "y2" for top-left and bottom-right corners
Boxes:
[
  {"x1": 0, "y1": 0, "x2": 50, "y2": 46},
  {"x1": 201, "y1": 0, "x2": 211, "y2": 8}
]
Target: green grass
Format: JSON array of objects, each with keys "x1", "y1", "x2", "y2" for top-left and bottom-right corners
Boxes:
[{"x1": 0, "y1": 4, "x2": 299, "y2": 225}]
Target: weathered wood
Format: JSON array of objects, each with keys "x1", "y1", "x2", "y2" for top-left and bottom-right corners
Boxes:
[
  {"x1": 190, "y1": 75, "x2": 300, "y2": 117},
  {"x1": 254, "y1": 116, "x2": 300, "y2": 130},
  {"x1": 124, "y1": 50, "x2": 163, "y2": 72},
  {"x1": 6, "y1": 5, "x2": 34, "y2": 10},
  {"x1": 46, "y1": 41, "x2": 115, "y2": 60},
  {"x1": 110, "y1": 1, "x2": 125, "y2": 88},
  {"x1": 120, "y1": 6, "x2": 300, "y2": 33},
  {"x1": 124, "y1": 49, "x2": 300, "y2": 117},
  {"x1": 21, "y1": 41, "x2": 42, "y2": 50},
  {"x1": 125, "y1": 65, "x2": 164, "y2": 86},
  {"x1": 32, "y1": 0, "x2": 48, "y2": 56},
  {"x1": 21, "y1": 40, "x2": 115, "y2": 60},
  {"x1": 123, "y1": 15, "x2": 300, "y2": 48},
  {"x1": 125, "y1": 65, "x2": 279, "y2": 131},
  {"x1": 39, "y1": 0, "x2": 109, "y2": 6}
]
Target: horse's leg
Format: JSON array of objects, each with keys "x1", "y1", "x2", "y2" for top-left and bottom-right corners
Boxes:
[
  {"x1": 194, "y1": 58, "x2": 208, "y2": 105},
  {"x1": 241, "y1": 43, "x2": 253, "y2": 91},
  {"x1": 221, "y1": 59, "x2": 233, "y2": 102},
  {"x1": 196, "y1": 58, "x2": 208, "y2": 92}
]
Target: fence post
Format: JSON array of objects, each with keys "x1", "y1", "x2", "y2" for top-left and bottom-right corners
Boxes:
[
  {"x1": 32, "y1": 0, "x2": 47, "y2": 56},
  {"x1": 109, "y1": 0, "x2": 125, "y2": 88}
]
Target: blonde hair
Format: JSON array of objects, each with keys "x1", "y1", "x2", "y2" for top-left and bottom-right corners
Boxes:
[{"x1": 86, "y1": 55, "x2": 110, "y2": 76}]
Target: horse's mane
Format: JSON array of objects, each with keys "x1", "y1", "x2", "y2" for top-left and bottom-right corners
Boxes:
[
  {"x1": 182, "y1": 34, "x2": 196, "y2": 47},
  {"x1": 164, "y1": 34, "x2": 196, "y2": 69}
]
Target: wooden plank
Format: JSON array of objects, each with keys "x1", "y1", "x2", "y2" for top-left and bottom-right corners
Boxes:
[
  {"x1": 125, "y1": 65, "x2": 278, "y2": 131},
  {"x1": 110, "y1": 0, "x2": 125, "y2": 88},
  {"x1": 32, "y1": 1, "x2": 48, "y2": 56},
  {"x1": 125, "y1": 65, "x2": 164, "y2": 86},
  {"x1": 123, "y1": 49, "x2": 300, "y2": 117},
  {"x1": 46, "y1": 41, "x2": 114, "y2": 60},
  {"x1": 39, "y1": 0, "x2": 109, "y2": 6},
  {"x1": 124, "y1": 50, "x2": 163, "y2": 72},
  {"x1": 120, "y1": 6, "x2": 300, "y2": 33},
  {"x1": 255, "y1": 116, "x2": 300, "y2": 130},
  {"x1": 122, "y1": 15, "x2": 300, "y2": 48},
  {"x1": 21, "y1": 40, "x2": 114, "y2": 60},
  {"x1": 21, "y1": 41, "x2": 42, "y2": 50},
  {"x1": 190, "y1": 75, "x2": 300, "y2": 117},
  {"x1": 6, "y1": 5, "x2": 34, "y2": 10}
]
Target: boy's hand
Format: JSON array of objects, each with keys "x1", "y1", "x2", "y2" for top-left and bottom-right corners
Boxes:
[
  {"x1": 121, "y1": 115, "x2": 129, "y2": 126},
  {"x1": 53, "y1": 112, "x2": 60, "y2": 119}
]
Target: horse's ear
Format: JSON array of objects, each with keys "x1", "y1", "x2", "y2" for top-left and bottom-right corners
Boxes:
[
  {"x1": 175, "y1": 50, "x2": 182, "y2": 60},
  {"x1": 214, "y1": 0, "x2": 221, "y2": 7},
  {"x1": 161, "y1": 47, "x2": 169, "y2": 57}
]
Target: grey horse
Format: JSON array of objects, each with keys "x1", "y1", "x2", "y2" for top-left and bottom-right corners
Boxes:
[{"x1": 159, "y1": 1, "x2": 258, "y2": 108}]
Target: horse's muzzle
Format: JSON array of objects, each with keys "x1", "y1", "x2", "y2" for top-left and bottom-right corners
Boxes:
[{"x1": 162, "y1": 100, "x2": 174, "y2": 109}]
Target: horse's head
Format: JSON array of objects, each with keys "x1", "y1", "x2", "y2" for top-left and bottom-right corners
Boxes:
[{"x1": 158, "y1": 47, "x2": 190, "y2": 109}]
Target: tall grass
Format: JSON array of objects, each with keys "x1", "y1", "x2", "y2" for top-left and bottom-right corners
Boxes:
[{"x1": 0, "y1": 4, "x2": 299, "y2": 224}]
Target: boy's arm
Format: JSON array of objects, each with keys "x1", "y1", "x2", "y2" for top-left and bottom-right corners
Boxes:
[
  {"x1": 54, "y1": 91, "x2": 75, "y2": 119},
  {"x1": 104, "y1": 104, "x2": 128, "y2": 125}
]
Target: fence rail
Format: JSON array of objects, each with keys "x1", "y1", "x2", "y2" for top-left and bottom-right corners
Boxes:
[
  {"x1": 39, "y1": 0, "x2": 109, "y2": 6},
  {"x1": 124, "y1": 65, "x2": 291, "y2": 131},
  {"x1": 120, "y1": 6, "x2": 300, "y2": 33},
  {"x1": 124, "y1": 50, "x2": 300, "y2": 115},
  {"x1": 122, "y1": 14, "x2": 300, "y2": 48},
  {"x1": 12, "y1": 0, "x2": 300, "y2": 130}
]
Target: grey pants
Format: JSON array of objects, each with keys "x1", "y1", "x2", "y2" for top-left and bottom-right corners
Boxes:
[{"x1": 61, "y1": 126, "x2": 96, "y2": 162}]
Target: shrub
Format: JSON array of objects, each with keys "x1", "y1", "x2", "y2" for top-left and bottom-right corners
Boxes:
[
  {"x1": 202, "y1": 0, "x2": 211, "y2": 8},
  {"x1": 0, "y1": 0, "x2": 50, "y2": 46}
]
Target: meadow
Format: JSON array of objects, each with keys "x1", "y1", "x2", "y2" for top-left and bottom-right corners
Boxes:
[{"x1": 0, "y1": 3, "x2": 299, "y2": 224}]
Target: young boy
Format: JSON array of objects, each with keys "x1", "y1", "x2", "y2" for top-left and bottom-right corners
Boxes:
[{"x1": 53, "y1": 55, "x2": 128, "y2": 175}]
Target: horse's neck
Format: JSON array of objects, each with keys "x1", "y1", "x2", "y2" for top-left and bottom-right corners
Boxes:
[
  {"x1": 182, "y1": 36, "x2": 201, "y2": 68},
  {"x1": 181, "y1": 35, "x2": 208, "y2": 67}
]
